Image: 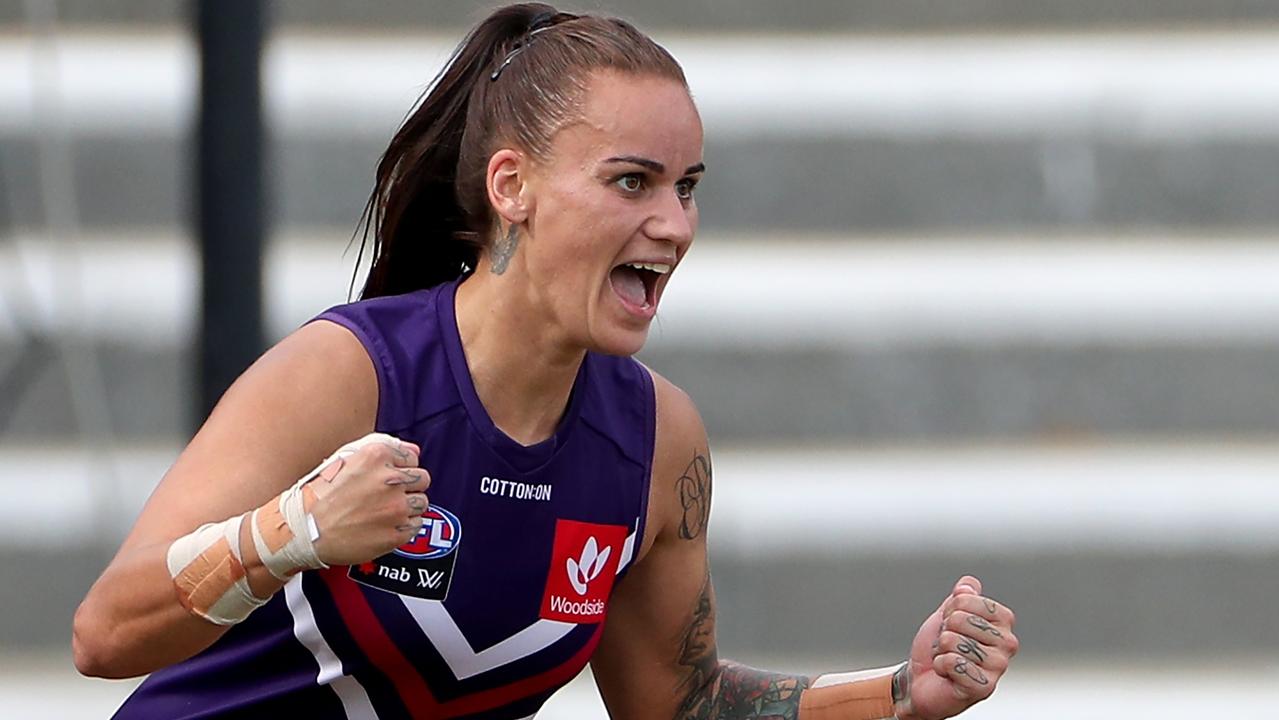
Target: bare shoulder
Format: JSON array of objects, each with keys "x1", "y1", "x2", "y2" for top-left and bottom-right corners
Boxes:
[
  {"x1": 638, "y1": 366, "x2": 712, "y2": 558},
  {"x1": 118, "y1": 319, "x2": 378, "y2": 552},
  {"x1": 648, "y1": 367, "x2": 706, "y2": 452}
]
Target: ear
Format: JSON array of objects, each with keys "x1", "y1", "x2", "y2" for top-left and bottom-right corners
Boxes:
[{"x1": 486, "y1": 148, "x2": 530, "y2": 226}]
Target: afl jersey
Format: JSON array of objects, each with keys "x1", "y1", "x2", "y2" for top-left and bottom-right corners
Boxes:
[{"x1": 114, "y1": 278, "x2": 656, "y2": 719}]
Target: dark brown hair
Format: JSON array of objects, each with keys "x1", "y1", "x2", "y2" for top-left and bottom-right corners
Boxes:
[{"x1": 356, "y1": 3, "x2": 687, "y2": 299}]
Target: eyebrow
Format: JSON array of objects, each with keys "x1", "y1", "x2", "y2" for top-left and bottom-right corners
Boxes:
[{"x1": 603, "y1": 156, "x2": 707, "y2": 176}]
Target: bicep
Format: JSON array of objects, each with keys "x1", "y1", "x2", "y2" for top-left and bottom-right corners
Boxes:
[
  {"x1": 117, "y1": 319, "x2": 378, "y2": 554},
  {"x1": 591, "y1": 373, "x2": 718, "y2": 719},
  {"x1": 592, "y1": 527, "x2": 717, "y2": 720}
]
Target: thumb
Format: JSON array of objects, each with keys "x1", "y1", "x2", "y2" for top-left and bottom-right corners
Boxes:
[{"x1": 952, "y1": 575, "x2": 982, "y2": 597}]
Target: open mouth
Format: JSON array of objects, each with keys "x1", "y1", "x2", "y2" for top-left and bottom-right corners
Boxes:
[{"x1": 608, "y1": 261, "x2": 670, "y2": 313}]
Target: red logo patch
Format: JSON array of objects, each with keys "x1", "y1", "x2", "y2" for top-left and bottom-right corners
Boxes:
[{"x1": 540, "y1": 519, "x2": 627, "y2": 623}]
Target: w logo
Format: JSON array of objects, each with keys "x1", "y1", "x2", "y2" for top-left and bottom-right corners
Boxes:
[{"x1": 566, "y1": 536, "x2": 611, "y2": 596}]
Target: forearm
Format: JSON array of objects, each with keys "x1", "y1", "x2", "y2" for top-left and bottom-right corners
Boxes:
[
  {"x1": 679, "y1": 660, "x2": 909, "y2": 720},
  {"x1": 73, "y1": 522, "x2": 287, "y2": 678},
  {"x1": 677, "y1": 660, "x2": 810, "y2": 720}
]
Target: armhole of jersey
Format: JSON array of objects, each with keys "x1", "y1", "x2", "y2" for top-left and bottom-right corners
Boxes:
[
  {"x1": 310, "y1": 312, "x2": 391, "y2": 432},
  {"x1": 631, "y1": 362, "x2": 657, "y2": 568}
]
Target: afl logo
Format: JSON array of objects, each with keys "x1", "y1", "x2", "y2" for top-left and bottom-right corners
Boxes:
[{"x1": 394, "y1": 505, "x2": 462, "y2": 560}]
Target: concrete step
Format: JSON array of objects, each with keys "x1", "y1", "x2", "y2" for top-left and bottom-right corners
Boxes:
[
  {"x1": 7, "y1": 134, "x2": 1279, "y2": 233},
  {"x1": 9, "y1": 650, "x2": 1279, "y2": 720},
  {"x1": 5, "y1": 0, "x2": 1279, "y2": 33},
  {"x1": 12, "y1": 336, "x2": 1279, "y2": 442},
  {"x1": 5, "y1": 235, "x2": 1279, "y2": 442},
  {"x1": 5, "y1": 442, "x2": 1278, "y2": 658},
  {"x1": 5, "y1": 32, "x2": 1279, "y2": 233}
]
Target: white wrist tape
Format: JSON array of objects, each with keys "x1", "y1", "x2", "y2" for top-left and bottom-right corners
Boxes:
[
  {"x1": 800, "y1": 663, "x2": 903, "y2": 720},
  {"x1": 249, "y1": 433, "x2": 398, "y2": 579},
  {"x1": 167, "y1": 432, "x2": 401, "y2": 624},
  {"x1": 165, "y1": 513, "x2": 268, "y2": 626}
]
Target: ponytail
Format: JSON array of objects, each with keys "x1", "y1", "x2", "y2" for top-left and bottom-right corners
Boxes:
[
  {"x1": 356, "y1": 4, "x2": 553, "y2": 299},
  {"x1": 353, "y1": 3, "x2": 685, "y2": 299}
]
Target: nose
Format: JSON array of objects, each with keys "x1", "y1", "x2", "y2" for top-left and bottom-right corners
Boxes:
[{"x1": 644, "y1": 187, "x2": 696, "y2": 251}]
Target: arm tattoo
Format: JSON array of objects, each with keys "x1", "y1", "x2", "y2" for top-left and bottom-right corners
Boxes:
[
  {"x1": 676, "y1": 574, "x2": 811, "y2": 719},
  {"x1": 677, "y1": 452, "x2": 712, "y2": 540},
  {"x1": 966, "y1": 615, "x2": 1003, "y2": 638}
]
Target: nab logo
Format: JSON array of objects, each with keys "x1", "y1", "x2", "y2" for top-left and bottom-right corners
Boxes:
[
  {"x1": 394, "y1": 506, "x2": 462, "y2": 560},
  {"x1": 540, "y1": 519, "x2": 627, "y2": 623},
  {"x1": 350, "y1": 503, "x2": 463, "y2": 601}
]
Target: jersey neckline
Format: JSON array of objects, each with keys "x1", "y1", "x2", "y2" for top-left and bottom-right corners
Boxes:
[{"x1": 437, "y1": 277, "x2": 588, "y2": 474}]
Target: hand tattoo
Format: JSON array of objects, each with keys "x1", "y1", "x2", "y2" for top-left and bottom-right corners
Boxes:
[
  {"x1": 385, "y1": 466, "x2": 422, "y2": 485},
  {"x1": 955, "y1": 636, "x2": 987, "y2": 663},
  {"x1": 967, "y1": 615, "x2": 1003, "y2": 638},
  {"x1": 953, "y1": 658, "x2": 989, "y2": 686},
  {"x1": 490, "y1": 224, "x2": 519, "y2": 274},
  {"x1": 982, "y1": 598, "x2": 998, "y2": 615},
  {"x1": 677, "y1": 453, "x2": 712, "y2": 540}
]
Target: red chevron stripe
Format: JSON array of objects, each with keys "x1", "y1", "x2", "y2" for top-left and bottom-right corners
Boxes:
[
  {"x1": 320, "y1": 567, "x2": 437, "y2": 719},
  {"x1": 320, "y1": 567, "x2": 604, "y2": 718},
  {"x1": 435, "y1": 623, "x2": 602, "y2": 717}
]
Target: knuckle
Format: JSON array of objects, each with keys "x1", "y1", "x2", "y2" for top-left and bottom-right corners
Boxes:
[
  {"x1": 349, "y1": 446, "x2": 382, "y2": 470},
  {"x1": 380, "y1": 499, "x2": 403, "y2": 521},
  {"x1": 1006, "y1": 632, "x2": 1021, "y2": 656},
  {"x1": 937, "y1": 630, "x2": 958, "y2": 650}
]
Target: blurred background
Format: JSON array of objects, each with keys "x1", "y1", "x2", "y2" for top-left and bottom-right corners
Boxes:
[{"x1": 2, "y1": 0, "x2": 1278, "y2": 717}]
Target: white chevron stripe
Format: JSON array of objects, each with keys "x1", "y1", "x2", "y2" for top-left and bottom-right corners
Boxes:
[
  {"x1": 616, "y1": 530, "x2": 636, "y2": 575},
  {"x1": 399, "y1": 528, "x2": 638, "y2": 681},
  {"x1": 400, "y1": 598, "x2": 576, "y2": 680},
  {"x1": 285, "y1": 577, "x2": 377, "y2": 719}
]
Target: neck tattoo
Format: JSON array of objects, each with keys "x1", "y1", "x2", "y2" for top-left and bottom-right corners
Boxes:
[{"x1": 490, "y1": 224, "x2": 519, "y2": 275}]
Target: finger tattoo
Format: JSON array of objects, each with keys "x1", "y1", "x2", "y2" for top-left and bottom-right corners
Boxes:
[
  {"x1": 953, "y1": 658, "x2": 990, "y2": 686},
  {"x1": 956, "y1": 636, "x2": 988, "y2": 663},
  {"x1": 983, "y1": 598, "x2": 998, "y2": 615},
  {"x1": 408, "y1": 496, "x2": 427, "y2": 512},
  {"x1": 386, "y1": 467, "x2": 421, "y2": 485},
  {"x1": 967, "y1": 615, "x2": 1003, "y2": 638}
]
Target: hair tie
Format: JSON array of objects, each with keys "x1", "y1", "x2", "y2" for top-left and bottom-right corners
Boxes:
[{"x1": 490, "y1": 11, "x2": 572, "y2": 81}]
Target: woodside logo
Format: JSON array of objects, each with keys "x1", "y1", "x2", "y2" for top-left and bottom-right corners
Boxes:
[{"x1": 540, "y1": 519, "x2": 626, "y2": 623}]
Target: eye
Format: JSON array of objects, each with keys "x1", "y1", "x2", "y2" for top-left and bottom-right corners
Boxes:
[
  {"x1": 676, "y1": 178, "x2": 699, "y2": 201},
  {"x1": 615, "y1": 174, "x2": 645, "y2": 193}
]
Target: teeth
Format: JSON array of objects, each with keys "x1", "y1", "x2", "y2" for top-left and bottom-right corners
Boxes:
[{"x1": 624, "y1": 262, "x2": 671, "y2": 274}]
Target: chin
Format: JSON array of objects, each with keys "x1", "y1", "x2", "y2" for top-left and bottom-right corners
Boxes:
[{"x1": 588, "y1": 325, "x2": 651, "y2": 358}]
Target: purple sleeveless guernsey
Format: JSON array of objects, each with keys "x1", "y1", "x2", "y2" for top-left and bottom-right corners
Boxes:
[{"x1": 114, "y1": 279, "x2": 655, "y2": 719}]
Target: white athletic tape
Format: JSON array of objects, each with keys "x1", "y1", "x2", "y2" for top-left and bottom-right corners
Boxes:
[
  {"x1": 167, "y1": 432, "x2": 405, "y2": 624},
  {"x1": 810, "y1": 664, "x2": 903, "y2": 689},
  {"x1": 801, "y1": 663, "x2": 903, "y2": 720},
  {"x1": 251, "y1": 433, "x2": 403, "y2": 580},
  {"x1": 165, "y1": 514, "x2": 268, "y2": 625}
]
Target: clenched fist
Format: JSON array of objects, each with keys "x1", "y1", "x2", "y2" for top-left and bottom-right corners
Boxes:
[
  {"x1": 306, "y1": 433, "x2": 432, "y2": 566},
  {"x1": 896, "y1": 576, "x2": 1019, "y2": 720}
]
